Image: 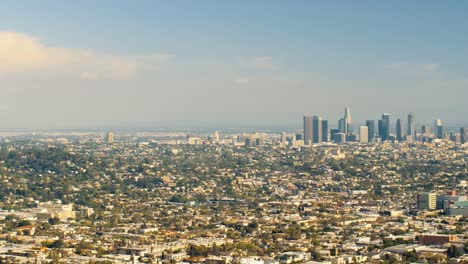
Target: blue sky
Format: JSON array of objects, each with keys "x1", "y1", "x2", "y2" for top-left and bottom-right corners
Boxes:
[{"x1": 0, "y1": 1, "x2": 467, "y2": 129}]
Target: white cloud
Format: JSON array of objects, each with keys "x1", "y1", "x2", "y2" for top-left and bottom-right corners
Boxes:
[
  {"x1": 0, "y1": 31, "x2": 173, "y2": 80},
  {"x1": 238, "y1": 56, "x2": 276, "y2": 70}
]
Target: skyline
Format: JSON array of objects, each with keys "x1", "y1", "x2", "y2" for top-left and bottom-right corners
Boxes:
[
  {"x1": 1, "y1": 1, "x2": 468, "y2": 129},
  {"x1": 0, "y1": 108, "x2": 464, "y2": 133}
]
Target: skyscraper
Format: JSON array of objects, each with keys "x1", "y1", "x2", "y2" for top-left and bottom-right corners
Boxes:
[
  {"x1": 407, "y1": 113, "x2": 415, "y2": 141},
  {"x1": 106, "y1": 132, "x2": 114, "y2": 143},
  {"x1": 312, "y1": 116, "x2": 322, "y2": 144},
  {"x1": 330, "y1": 129, "x2": 340, "y2": 142},
  {"x1": 344, "y1": 107, "x2": 352, "y2": 131},
  {"x1": 338, "y1": 118, "x2": 347, "y2": 134},
  {"x1": 378, "y1": 120, "x2": 383, "y2": 139},
  {"x1": 359, "y1": 126, "x2": 368, "y2": 143},
  {"x1": 434, "y1": 119, "x2": 443, "y2": 139},
  {"x1": 303, "y1": 116, "x2": 313, "y2": 145},
  {"x1": 365, "y1": 120, "x2": 375, "y2": 142},
  {"x1": 322, "y1": 119, "x2": 329, "y2": 142},
  {"x1": 396, "y1": 118, "x2": 404, "y2": 142},
  {"x1": 281, "y1": 132, "x2": 287, "y2": 145},
  {"x1": 381, "y1": 114, "x2": 390, "y2": 141},
  {"x1": 422, "y1": 125, "x2": 431, "y2": 137},
  {"x1": 461, "y1": 127, "x2": 467, "y2": 144}
]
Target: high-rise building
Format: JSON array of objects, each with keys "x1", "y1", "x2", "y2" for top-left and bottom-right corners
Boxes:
[
  {"x1": 420, "y1": 125, "x2": 431, "y2": 143},
  {"x1": 378, "y1": 119, "x2": 383, "y2": 139},
  {"x1": 322, "y1": 120, "x2": 329, "y2": 142},
  {"x1": 407, "y1": 113, "x2": 416, "y2": 141},
  {"x1": 365, "y1": 120, "x2": 375, "y2": 142},
  {"x1": 436, "y1": 127, "x2": 443, "y2": 139},
  {"x1": 449, "y1": 131, "x2": 459, "y2": 143},
  {"x1": 381, "y1": 114, "x2": 390, "y2": 141},
  {"x1": 417, "y1": 192, "x2": 437, "y2": 210},
  {"x1": 434, "y1": 119, "x2": 443, "y2": 139},
  {"x1": 330, "y1": 129, "x2": 340, "y2": 142},
  {"x1": 396, "y1": 118, "x2": 404, "y2": 141},
  {"x1": 303, "y1": 116, "x2": 313, "y2": 145},
  {"x1": 312, "y1": 116, "x2": 322, "y2": 144},
  {"x1": 338, "y1": 118, "x2": 347, "y2": 134},
  {"x1": 359, "y1": 126, "x2": 368, "y2": 143},
  {"x1": 106, "y1": 132, "x2": 114, "y2": 143},
  {"x1": 332, "y1": 133, "x2": 346, "y2": 143},
  {"x1": 281, "y1": 132, "x2": 287, "y2": 145},
  {"x1": 422, "y1": 125, "x2": 431, "y2": 137},
  {"x1": 461, "y1": 127, "x2": 468, "y2": 144},
  {"x1": 344, "y1": 107, "x2": 352, "y2": 131},
  {"x1": 295, "y1": 133, "x2": 303, "y2": 141}
]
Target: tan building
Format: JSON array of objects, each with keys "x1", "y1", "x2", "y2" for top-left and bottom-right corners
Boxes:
[
  {"x1": 417, "y1": 192, "x2": 437, "y2": 210},
  {"x1": 36, "y1": 202, "x2": 76, "y2": 221},
  {"x1": 106, "y1": 132, "x2": 114, "y2": 143}
]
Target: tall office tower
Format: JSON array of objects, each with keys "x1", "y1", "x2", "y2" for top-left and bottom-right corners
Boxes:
[
  {"x1": 365, "y1": 120, "x2": 375, "y2": 142},
  {"x1": 344, "y1": 107, "x2": 352, "y2": 130},
  {"x1": 338, "y1": 118, "x2": 347, "y2": 134},
  {"x1": 106, "y1": 132, "x2": 114, "y2": 143},
  {"x1": 359, "y1": 126, "x2": 369, "y2": 143},
  {"x1": 330, "y1": 129, "x2": 340, "y2": 142},
  {"x1": 436, "y1": 126, "x2": 444, "y2": 139},
  {"x1": 434, "y1": 119, "x2": 443, "y2": 139},
  {"x1": 396, "y1": 119, "x2": 404, "y2": 141},
  {"x1": 417, "y1": 192, "x2": 437, "y2": 210},
  {"x1": 461, "y1": 127, "x2": 468, "y2": 144},
  {"x1": 303, "y1": 116, "x2": 313, "y2": 145},
  {"x1": 281, "y1": 132, "x2": 287, "y2": 145},
  {"x1": 378, "y1": 120, "x2": 383, "y2": 138},
  {"x1": 449, "y1": 132, "x2": 458, "y2": 143},
  {"x1": 322, "y1": 119, "x2": 329, "y2": 142},
  {"x1": 407, "y1": 113, "x2": 415, "y2": 141},
  {"x1": 295, "y1": 134, "x2": 303, "y2": 140},
  {"x1": 332, "y1": 133, "x2": 346, "y2": 143},
  {"x1": 312, "y1": 116, "x2": 322, "y2": 144},
  {"x1": 422, "y1": 125, "x2": 431, "y2": 137},
  {"x1": 214, "y1": 131, "x2": 220, "y2": 142},
  {"x1": 381, "y1": 114, "x2": 390, "y2": 141}
]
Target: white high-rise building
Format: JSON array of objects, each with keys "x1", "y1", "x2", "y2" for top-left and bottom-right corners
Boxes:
[
  {"x1": 359, "y1": 126, "x2": 368, "y2": 143},
  {"x1": 344, "y1": 107, "x2": 352, "y2": 131}
]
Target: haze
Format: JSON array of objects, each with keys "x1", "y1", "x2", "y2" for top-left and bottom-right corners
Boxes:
[{"x1": 1, "y1": 1, "x2": 467, "y2": 129}]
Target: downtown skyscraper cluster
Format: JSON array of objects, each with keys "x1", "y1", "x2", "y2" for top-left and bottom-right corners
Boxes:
[{"x1": 300, "y1": 107, "x2": 467, "y2": 146}]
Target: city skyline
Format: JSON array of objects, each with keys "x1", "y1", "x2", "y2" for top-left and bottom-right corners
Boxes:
[
  {"x1": 0, "y1": 2, "x2": 466, "y2": 263},
  {"x1": 0, "y1": 1, "x2": 467, "y2": 129},
  {"x1": 300, "y1": 107, "x2": 467, "y2": 145}
]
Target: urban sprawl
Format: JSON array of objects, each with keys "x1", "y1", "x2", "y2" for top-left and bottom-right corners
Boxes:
[{"x1": 0, "y1": 108, "x2": 467, "y2": 264}]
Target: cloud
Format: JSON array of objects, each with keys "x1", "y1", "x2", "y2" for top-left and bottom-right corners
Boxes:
[
  {"x1": 238, "y1": 56, "x2": 276, "y2": 70},
  {"x1": 385, "y1": 61, "x2": 440, "y2": 74},
  {"x1": 0, "y1": 31, "x2": 173, "y2": 80}
]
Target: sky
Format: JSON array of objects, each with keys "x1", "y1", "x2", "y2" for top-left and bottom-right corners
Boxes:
[{"x1": 0, "y1": 0, "x2": 467, "y2": 130}]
